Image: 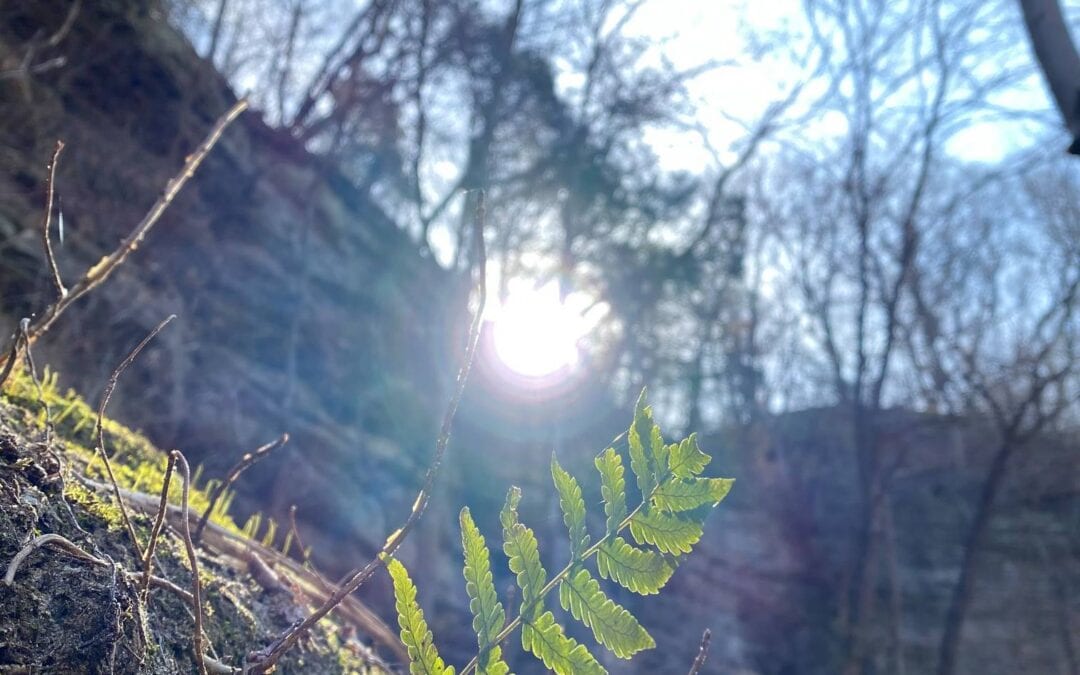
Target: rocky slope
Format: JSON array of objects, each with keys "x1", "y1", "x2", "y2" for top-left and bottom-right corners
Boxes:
[
  {"x1": 0, "y1": 370, "x2": 394, "y2": 672},
  {"x1": 0, "y1": 0, "x2": 459, "y2": 586}
]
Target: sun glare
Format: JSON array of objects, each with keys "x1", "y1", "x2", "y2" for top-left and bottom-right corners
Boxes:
[{"x1": 490, "y1": 282, "x2": 588, "y2": 378}]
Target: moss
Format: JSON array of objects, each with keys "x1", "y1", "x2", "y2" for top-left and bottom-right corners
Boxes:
[
  {"x1": 63, "y1": 480, "x2": 125, "y2": 531},
  {"x1": 0, "y1": 368, "x2": 390, "y2": 673},
  {"x1": 3, "y1": 368, "x2": 243, "y2": 536}
]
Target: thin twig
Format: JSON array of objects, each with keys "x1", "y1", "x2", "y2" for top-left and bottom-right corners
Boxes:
[
  {"x1": 41, "y1": 140, "x2": 67, "y2": 298},
  {"x1": 0, "y1": 0, "x2": 80, "y2": 82},
  {"x1": 203, "y1": 654, "x2": 240, "y2": 675},
  {"x1": 687, "y1": 628, "x2": 712, "y2": 675},
  {"x1": 133, "y1": 571, "x2": 195, "y2": 606},
  {"x1": 246, "y1": 190, "x2": 488, "y2": 673},
  {"x1": 0, "y1": 100, "x2": 247, "y2": 373},
  {"x1": 0, "y1": 322, "x2": 24, "y2": 390},
  {"x1": 141, "y1": 452, "x2": 177, "y2": 597},
  {"x1": 95, "y1": 315, "x2": 176, "y2": 560},
  {"x1": 286, "y1": 505, "x2": 315, "y2": 570},
  {"x1": 285, "y1": 505, "x2": 334, "y2": 595},
  {"x1": 285, "y1": 505, "x2": 307, "y2": 561},
  {"x1": 193, "y1": 433, "x2": 289, "y2": 544},
  {"x1": 4, "y1": 533, "x2": 108, "y2": 585},
  {"x1": 171, "y1": 450, "x2": 208, "y2": 675},
  {"x1": 19, "y1": 319, "x2": 54, "y2": 444}
]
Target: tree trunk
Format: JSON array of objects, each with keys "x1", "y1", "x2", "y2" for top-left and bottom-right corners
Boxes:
[
  {"x1": 936, "y1": 439, "x2": 1015, "y2": 675},
  {"x1": 1018, "y1": 0, "x2": 1080, "y2": 153}
]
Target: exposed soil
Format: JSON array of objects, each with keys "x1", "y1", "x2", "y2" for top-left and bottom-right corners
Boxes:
[{"x1": 0, "y1": 371, "x2": 390, "y2": 673}]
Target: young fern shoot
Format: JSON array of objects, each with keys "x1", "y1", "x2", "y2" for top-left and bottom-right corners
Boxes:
[{"x1": 388, "y1": 388, "x2": 734, "y2": 674}]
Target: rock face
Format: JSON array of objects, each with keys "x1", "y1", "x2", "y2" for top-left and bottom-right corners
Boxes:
[
  {"x1": 630, "y1": 409, "x2": 1080, "y2": 675},
  {"x1": 0, "y1": 0, "x2": 459, "y2": 576}
]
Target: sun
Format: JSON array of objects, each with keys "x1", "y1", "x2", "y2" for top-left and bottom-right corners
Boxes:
[{"x1": 490, "y1": 282, "x2": 588, "y2": 378}]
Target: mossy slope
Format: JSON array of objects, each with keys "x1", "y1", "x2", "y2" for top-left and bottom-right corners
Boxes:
[{"x1": 0, "y1": 369, "x2": 386, "y2": 673}]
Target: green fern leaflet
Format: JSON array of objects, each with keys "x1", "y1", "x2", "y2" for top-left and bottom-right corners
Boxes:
[
  {"x1": 459, "y1": 508, "x2": 509, "y2": 675},
  {"x1": 552, "y1": 454, "x2": 590, "y2": 558},
  {"x1": 558, "y1": 566, "x2": 654, "y2": 658},
  {"x1": 596, "y1": 536, "x2": 675, "y2": 595},
  {"x1": 387, "y1": 557, "x2": 456, "y2": 675},
  {"x1": 388, "y1": 388, "x2": 734, "y2": 675}
]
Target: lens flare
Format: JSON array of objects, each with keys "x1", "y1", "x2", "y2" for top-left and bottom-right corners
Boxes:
[{"x1": 490, "y1": 283, "x2": 585, "y2": 378}]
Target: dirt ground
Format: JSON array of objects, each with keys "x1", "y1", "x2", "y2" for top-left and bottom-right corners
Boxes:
[{"x1": 0, "y1": 370, "x2": 389, "y2": 673}]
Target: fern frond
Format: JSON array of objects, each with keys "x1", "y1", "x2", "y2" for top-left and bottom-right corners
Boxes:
[
  {"x1": 551, "y1": 455, "x2": 589, "y2": 558},
  {"x1": 558, "y1": 567, "x2": 655, "y2": 658},
  {"x1": 595, "y1": 536, "x2": 675, "y2": 595},
  {"x1": 522, "y1": 611, "x2": 606, "y2": 675},
  {"x1": 653, "y1": 477, "x2": 734, "y2": 512},
  {"x1": 387, "y1": 558, "x2": 456, "y2": 675},
  {"x1": 595, "y1": 448, "x2": 627, "y2": 537},
  {"x1": 628, "y1": 509, "x2": 703, "y2": 555},
  {"x1": 627, "y1": 389, "x2": 658, "y2": 499},
  {"x1": 667, "y1": 433, "x2": 710, "y2": 478},
  {"x1": 501, "y1": 487, "x2": 547, "y2": 622},
  {"x1": 459, "y1": 508, "x2": 509, "y2": 675},
  {"x1": 405, "y1": 387, "x2": 735, "y2": 675}
]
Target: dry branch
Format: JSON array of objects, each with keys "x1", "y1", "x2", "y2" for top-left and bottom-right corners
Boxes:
[
  {"x1": 170, "y1": 450, "x2": 208, "y2": 675},
  {"x1": 0, "y1": 99, "x2": 247, "y2": 375},
  {"x1": 193, "y1": 433, "x2": 289, "y2": 544},
  {"x1": 0, "y1": 322, "x2": 23, "y2": 390},
  {"x1": 134, "y1": 571, "x2": 195, "y2": 606},
  {"x1": 687, "y1": 628, "x2": 712, "y2": 675},
  {"x1": 77, "y1": 474, "x2": 406, "y2": 662},
  {"x1": 95, "y1": 315, "x2": 176, "y2": 561},
  {"x1": 141, "y1": 451, "x2": 177, "y2": 597},
  {"x1": 285, "y1": 504, "x2": 328, "y2": 586},
  {"x1": 41, "y1": 140, "x2": 67, "y2": 298},
  {"x1": 3, "y1": 533, "x2": 108, "y2": 586},
  {"x1": 245, "y1": 190, "x2": 489, "y2": 673}
]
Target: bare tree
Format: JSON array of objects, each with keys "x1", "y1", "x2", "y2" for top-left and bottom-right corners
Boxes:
[
  {"x1": 741, "y1": 0, "x2": 1061, "y2": 670},
  {"x1": 903, "y1": 159, "x2": 1080, "y2": 675}
]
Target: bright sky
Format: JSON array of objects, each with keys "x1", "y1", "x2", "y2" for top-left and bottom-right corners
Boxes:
[
  {"x1": 489, "y1": 0, "x2": 1063, "y2": 379},
  {"x1": 622, "y1": 0, "x2": 1057, "y2": 167}
]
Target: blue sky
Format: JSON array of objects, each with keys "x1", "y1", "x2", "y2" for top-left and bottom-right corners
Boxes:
[{"x1": 621, "y1": 0, "x2": 1060, "y2": 167}]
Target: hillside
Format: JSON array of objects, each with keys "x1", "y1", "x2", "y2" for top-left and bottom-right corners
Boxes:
[
  {"x1": 0, "y1": 370, "x2": 399, "y2": 672},
  {"x1": 0, "y1": 0, "x2": 456, "y2": 580}
]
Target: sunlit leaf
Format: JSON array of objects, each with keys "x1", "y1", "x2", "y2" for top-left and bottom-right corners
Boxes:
[
  {"x1": 653, "y1": 477, "x2": 734, "y2": 512},
  {"x1": 627, "y1": 389, "x2": 658, "y2": 499},
  {"x1": 522, "y1": 610, "x2": 606, "y2": 675},
  {"x1": 460, "y1": 508, "x2": 509, "y2": 675},
  {"x1": 559, "y1": 567, "x2": 654, "y2": 658},
  {"x1": 667, "y1": 433, "x2": 710, "y2": 478},
  {"x1": 551, "y1": 454, "x2": 590, "y2": 557},
  {"x1": 595, "y1": 448, "x2": 627, "y2": 536},
  {"x1": 501, "y1": 487, "x2": 547, "y2": 622},
  {"x1": 388, "y1": 558, "x2": 456, "y2": 675},
  {"x1": 629, "y1": 509, "x2": 703, "y2": 555},
  {"x1": 595, "y1": 536, "x2": 675, "y2": 595}
]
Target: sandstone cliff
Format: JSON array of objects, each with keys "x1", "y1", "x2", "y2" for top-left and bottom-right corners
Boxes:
[{"x1": 0, "y1": 0, "x2": 460, "y2": 583}]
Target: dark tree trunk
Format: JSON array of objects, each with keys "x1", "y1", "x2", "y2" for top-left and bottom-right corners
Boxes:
[
  {"x1": 936, "y1": 440, "x2": 1015, "y2": 675},
  {"x1": 1018, "y1": 0, "x2": 1080, "y2": 153}
]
